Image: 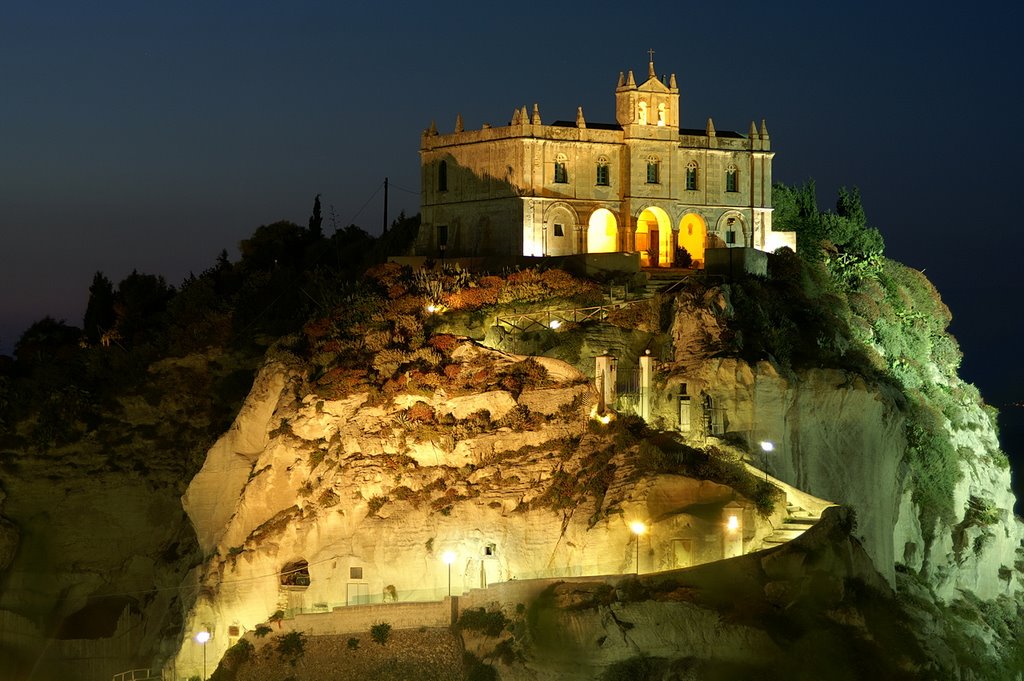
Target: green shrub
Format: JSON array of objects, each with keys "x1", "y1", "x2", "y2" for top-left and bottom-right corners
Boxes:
[
  {"x1": 253, "y1": 624, "x2": 272, "y2": 638},
  {"x1": 347, "y1": 637, "x2": 360, "y2": 650},
  {"x1": 458, "y1": 608, "x2": 508, "y2": 637},
  {"x1": 370, "y1": 622, "x2": 392, "y2": 645},
  {"x1": 276, "y1": 631, "x2": 305, "y2": 666},
  {"x1": 463, "y1": 652, "x2": 498, "y2": 681}
]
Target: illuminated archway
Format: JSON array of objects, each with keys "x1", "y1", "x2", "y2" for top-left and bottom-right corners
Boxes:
[
  {"x1": 543, "y1": 204, "x2": 579, "y2": 256},
  {"x1": 587, "y1": 209, "x2": 618, "y2": 253},
  {"x1": 678, "y1": 213, "x2": 707, "y2": 268},
  {"x1": 635, "y1": 206, "x2": 672, "y2": 267}
]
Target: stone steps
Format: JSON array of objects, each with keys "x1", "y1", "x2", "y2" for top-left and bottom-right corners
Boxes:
[{"x1": 761, "y1": 503, "x2": 822, "y2": 548}]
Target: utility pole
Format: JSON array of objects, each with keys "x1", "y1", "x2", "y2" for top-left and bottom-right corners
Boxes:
[{"x1": 383, "y1": 177, "x2": 389, "y2": 234}]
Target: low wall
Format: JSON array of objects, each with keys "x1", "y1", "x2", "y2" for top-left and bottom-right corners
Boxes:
[
  {"x1": 705, "y1": 247, "x2": 767, "y2": 277},
  {"x1": 273, "y1": 599, "x2": 452, "y2": 637}
]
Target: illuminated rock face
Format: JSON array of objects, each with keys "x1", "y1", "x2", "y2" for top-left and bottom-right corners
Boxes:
[
  {"x1": 173, "y1": 340, "x2": 782, "y2": 677},
  {"x1": 416, "y1": 60, "x2": 794, "y2": 264},
  {"x1": 659, "y1": 297, "x2": 1023, "y2": 601}
]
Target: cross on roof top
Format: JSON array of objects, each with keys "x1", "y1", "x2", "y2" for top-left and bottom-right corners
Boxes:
[{"x1": 648, "y1": 48, "x2": 655, "y2": 62}]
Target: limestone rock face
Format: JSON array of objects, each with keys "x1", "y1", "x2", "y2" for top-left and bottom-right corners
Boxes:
[
  {"x1": 660, "y1": 350, "x2": 1023, "y2": 601},
  {"x1": 171, "y1": 340, "x2": 778, "y2": 678}
]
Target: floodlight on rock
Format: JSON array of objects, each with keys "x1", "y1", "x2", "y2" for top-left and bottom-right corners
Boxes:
[
  {"x1": 630, "y1": 521, "x2": 646, "y2": 575},
  {"x1": 442, "y1": 550, "x2": 457, "y2": 597},
  {"x1": 195, "y1": 629, "x2": 211, "y2": 680},
  {"x1": 549, "y1": 319, "x2": 561, "y2": 329}
]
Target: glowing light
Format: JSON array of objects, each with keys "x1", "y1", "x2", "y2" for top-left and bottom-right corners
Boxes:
[
  {"x1": 629, "y1": 521, "x2": 646, "y2": 536},
  {"x1": 426, "y1": 304, "x2": 436, "y2": 313},
  {"x1": 759, "y1": 441, "x2": 774, "y2": 452},
  {"x1": 441, "y1": 550, "x2": 456, "y2": 565},
  {"x1": 587, "y1": 209, "x2": 618, "y2": 253},
  {"x1": 549, "y1": 319, "x2": 561, "y2": 329},
  {"x1": 726, "y1": 515, "x2": 739, "y2": 532},
  {"x1": 195, "y1": 631, "x2": 211, "y2": 644}
]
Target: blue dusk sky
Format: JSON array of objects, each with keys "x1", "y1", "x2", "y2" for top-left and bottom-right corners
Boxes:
[{"x1": 1, "y1": 2, "x2": 1021, "y2": 416}]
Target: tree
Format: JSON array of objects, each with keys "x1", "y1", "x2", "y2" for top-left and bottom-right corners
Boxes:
[
  {"x1": 83, "y1": 271, "x2": 116, "y2": 343},
  {"x1": 113, "y1": 271, "x2": 175, "y2": 344},
  {"x1": 239, "y1": 220, "x2": 306, "y2": 271},
  {"x1": 308, "y1": 194, "x2": 323, "y2": 239}
]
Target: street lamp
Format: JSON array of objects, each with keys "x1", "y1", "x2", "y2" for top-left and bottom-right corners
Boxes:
[
  {"x1": 195, "y1": 630, "x2": 211, "y2": 680},
  {"x1": 442, "y1": 550, "x2": 456, "y2": 598},
  {"x1": 629, "y1": 521, "x2": 646, "y2": 575},
  {"x1": 759, "y1": 441, "x2": 774, "y2": 482}
]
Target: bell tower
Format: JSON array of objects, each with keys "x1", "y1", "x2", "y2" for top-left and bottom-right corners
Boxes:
[{"x1": 615, "y1": 53, "x2": 679, "y2": 129}]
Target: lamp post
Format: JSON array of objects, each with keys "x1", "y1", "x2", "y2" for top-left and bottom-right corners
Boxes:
[
  {"x1": 195, "y1": 630, "x2": 211, "y2": 680},
  {"x1": 442, "y1": 550, "x2": 456, "y2": 598},
  {"x1": 759, "y1": 441, "x2": 774, "y2": 482},
  {"x1": 629, "y1": 521, "x2": 646, "y2": 575}
]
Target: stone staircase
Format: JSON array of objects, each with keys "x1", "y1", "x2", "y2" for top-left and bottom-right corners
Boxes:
[{"x1": 760, "y1": 502, "x2": 821, "y2": 548}]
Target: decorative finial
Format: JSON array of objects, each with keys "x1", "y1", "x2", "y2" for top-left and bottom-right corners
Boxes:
[
  {"x1": 760, "y1": 119, "x2": 770, "y2": 139},
  {"x1": 706, "y1": 117, "x2": 716, "y2": 136},
  {"x1": 626, "y1": 70, "x2": 636, "y2": 87},
  {"x1": 455, "y1": 113, "x2": 463, "y2": 133},
  {"x1": 669, "y1": 73, "x2": 677, "y2": 89},
  {"x1": 576, "y1": 106, "x2": 586, "y2": 128},
  {"x1": 531, "y1": 103, "x2": 541, "y2": 125},
  {"x1": 521, "y1": 105, "x2": 529, "y2": 123},
  {"x1": 648, "y1": 48, "x2": 656, "y2": 79},
  {"x1": 617, "y1": 71, "x2": 625, "y2": 88},
  {"x1": 511, "y1": 108, "x2": 521, "y2": 125},
  {"x1": 749, "y1": 121, "x2": 757, "y2": 137},
  {"x1": 428, "y1": 120, "x2": 437, "y2": 136}
]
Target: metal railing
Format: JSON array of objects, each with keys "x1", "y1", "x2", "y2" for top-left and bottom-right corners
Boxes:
[{"x1": 112, "y1": 669, "x2": 157, "y2": 681}]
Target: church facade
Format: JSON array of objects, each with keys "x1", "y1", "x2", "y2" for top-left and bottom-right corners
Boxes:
[{"x1": 416, "y1": 60, "x2": 795, "y2": 267}]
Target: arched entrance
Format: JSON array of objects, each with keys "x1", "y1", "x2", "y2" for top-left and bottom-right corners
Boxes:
[
  {"x1": 544, "y1": 205, "x2": 578, "y2": 256},
  {"x1": 714, "y1": 212, "x2": 748, "y2": 249},
  {"x1": 678, "y1": 213, "x2": 707, "y2": 268},
  {"x1": 635, "y1": 206, "x2": 672, "y2": 267},
  {"x1": 587, "y1": 208, "x2": 618, "y2": 253}
]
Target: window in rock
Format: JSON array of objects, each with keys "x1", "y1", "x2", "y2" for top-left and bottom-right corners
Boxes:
[
  {"x1": 725, "y1": 165, "x2": 738, "y2": 192},
  {"x1": 685, "y1": 162, "x2": 698, "y2": 190},
  {"x1": 646, "y1": 158, "x2": 660, "y2": 184},
  {"x1": 553, "y1": 223, "x2": 565, "y2": 237},
  {"x1": 438, "y1": 160, "x2": 448, "y2": 191},
  {"x1": 281, "y1": 560, "x2": 310, "y2": 587},
  {"x1": 596, "y1": 157, "x2": 610, "y2": 186},
  {"x1": 350, "y1": 566, "x2": 363, "y2": 580},
  {"x1": 484, "y1": 543, "x2": 497, "y2": 557},
  {"x1": 554, "y1": 154, "x2": 568, "y2": 183}
]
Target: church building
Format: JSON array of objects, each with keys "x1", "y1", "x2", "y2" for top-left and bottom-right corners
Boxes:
[{"x1": 416, "y1": 58, "x2": 795, "y2": 267}]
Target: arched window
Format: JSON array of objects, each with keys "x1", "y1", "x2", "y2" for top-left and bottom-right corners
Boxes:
[
  {"x1": 554, "y1": 153, "x2": 568, "y2": 184},
  {"x1": 685, "y1": 162, "x2": 698, "y2": 190},
  {"x1": 725, "y1": 164, "x2": 738, "y2": 192},
  {"x1": 657, "y1": 102, "x2": 666, "y2": 126},
  {"x1": 646, "y1": 156, "x2": 660, "y2": 184},
  {"x1": 596, "y1": 156, "x2": 610, "y2": 186},
  {"x1": 638, "y1": 101, "x2": 648, "y2": 125},
  {"x1": 438, "y1": 160, "x2": 448, "y2": 192}
]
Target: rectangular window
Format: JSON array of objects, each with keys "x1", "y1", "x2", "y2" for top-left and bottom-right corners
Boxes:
[
  {"x1": 725, "y1": 230, "x2": 736, "y2": 245},
  {"x1": 647, "y1": 162, "x2": 659, "y2": 184},
  {"x1": 554, "y1": 162, "x2": 568, "y2": 183},
  {"x1": 596, "y1": 164, "x2": 609, "y2": 186},
  {"x1": 686, "y1": 167, "x2": 697, "y2": 190},
  {"x1": 350, "y1": 566, "x2": 363, "y2": 580},
  {"x1": 553, "y1": 223, "x2": 564, "y2": 237},
  {"x1": 725, "y1": 169, "x2": 737, "y2": 192}
]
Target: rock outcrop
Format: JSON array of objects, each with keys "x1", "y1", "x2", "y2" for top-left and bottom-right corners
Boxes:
[{"x1": 171, "y1": 340, "x2": 782, "y2": 678}]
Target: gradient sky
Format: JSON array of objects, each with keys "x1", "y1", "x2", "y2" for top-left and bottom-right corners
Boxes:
[{"x1": 2, "y1": 0, "x2": 1021, "y2": 417}]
